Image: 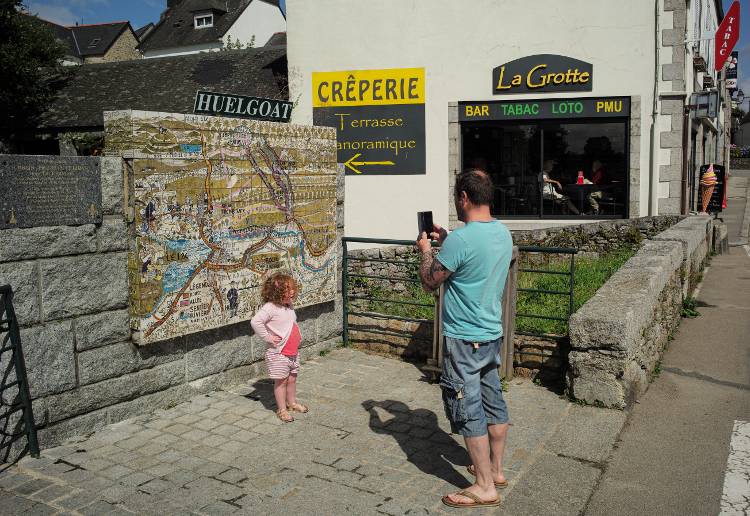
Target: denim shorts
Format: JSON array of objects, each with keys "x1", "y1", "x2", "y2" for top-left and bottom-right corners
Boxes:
[{"x1": 439, "y1": 336, "x2": 509, "y2": 437}]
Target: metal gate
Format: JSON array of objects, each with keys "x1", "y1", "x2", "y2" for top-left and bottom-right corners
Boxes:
[{"x1": 0, "y1": 285, "x2": 39, "y2": 460}]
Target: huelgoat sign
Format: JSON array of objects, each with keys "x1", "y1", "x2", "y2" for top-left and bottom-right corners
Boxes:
[{"x1": 193, "y1": 90, "x2": 294, "y2": 122}]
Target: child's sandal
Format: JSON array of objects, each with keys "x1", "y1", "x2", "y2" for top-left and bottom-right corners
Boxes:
[
  {"x1": 276, "y1": 408, "x2": 294, "y2": 422},
  {"x1": 286, "y1": 401, "x2": 308, "y2": 413}
]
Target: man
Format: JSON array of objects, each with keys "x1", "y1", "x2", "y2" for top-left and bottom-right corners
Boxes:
[
  {"x1": 538, "y1": 159, "x2": 581, "y2": 215},
  {"x1": 416, "y1": 169, "x2": 513, "y2": 508},
  {"x1": 586, "y1": 160, "x2": 609, "y2": 216}
]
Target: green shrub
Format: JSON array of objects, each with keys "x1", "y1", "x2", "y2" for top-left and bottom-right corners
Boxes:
[
  {"x1": 516, "y1": 248, "x2": 636, "y2": 336},
  {"x1": 680, "y1": 296, "x2": 700, "y2": 318}
]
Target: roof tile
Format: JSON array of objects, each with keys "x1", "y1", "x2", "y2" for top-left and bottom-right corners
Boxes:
[{"x1": 0, "y1": 48, "x2": 288, "y2": 130}]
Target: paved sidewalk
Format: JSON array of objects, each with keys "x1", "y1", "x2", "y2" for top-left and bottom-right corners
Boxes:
[{"x1": 0, "y1": 349, "x2": 624, "y2": 516}]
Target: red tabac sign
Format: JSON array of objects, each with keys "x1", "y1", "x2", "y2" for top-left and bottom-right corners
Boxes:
[{"x1": 715, "y1": 1, "x2": 740, "y2": 71}]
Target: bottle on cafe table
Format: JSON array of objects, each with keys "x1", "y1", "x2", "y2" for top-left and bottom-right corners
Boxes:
[{"x1": 577, "y1": 171, "x2": 584, "y2": 185}]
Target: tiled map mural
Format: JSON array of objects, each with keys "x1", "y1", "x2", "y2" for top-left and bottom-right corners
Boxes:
[{"x1": 104, "y1": 110, "x2": 337, "y2": 344}]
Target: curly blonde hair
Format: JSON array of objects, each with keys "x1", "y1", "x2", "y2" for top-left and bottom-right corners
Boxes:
[{"x1": 260, "y1": 272, "x2": 296, "y2": 305}]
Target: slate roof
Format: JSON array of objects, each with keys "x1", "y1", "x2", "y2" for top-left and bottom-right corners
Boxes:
[
  {"x1": 134, "y1": 23, "x2": 155, "y2": 41},
  {"x1": 264, "y1": 31, "x2": 286, "y2": 47},
  {"x1": 0, "y1": 48, "x2": 288, "y2": 131},
  {"x1": 22, "y1": 14, "x2": 134, "y2": 59},
  {"x1": 138, "y1": 0, "x2": 282, "y2": 52},
  {"x1": 28, "y1": 15, "x2": 78, "y2": 57},
  {"x1": 73, "y1": 22, "x2": 132, "y2": 57}
]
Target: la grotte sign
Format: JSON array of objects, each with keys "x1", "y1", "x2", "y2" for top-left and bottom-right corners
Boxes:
[{"x1": 492, "y1": 55, "x2": 593, "y2": 95}]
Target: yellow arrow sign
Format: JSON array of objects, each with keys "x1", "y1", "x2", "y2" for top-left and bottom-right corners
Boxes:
[{"x1": 344, "y1": 154, "x2": 395, "y2": 174}]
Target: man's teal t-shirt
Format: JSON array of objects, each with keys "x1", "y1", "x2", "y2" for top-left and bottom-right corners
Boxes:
[{"x1": 436, "y1": 220, "x2": 513, "y2": 341}]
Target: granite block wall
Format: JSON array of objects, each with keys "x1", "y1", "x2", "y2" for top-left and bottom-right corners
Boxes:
[
  {"x1": 0, "y1": 156, "x2": 344, "y2": 461},
  {"x1": 568, "y1": 216, "x2": 713, "y2": 409},
  {"x1": 345, "y1": 215, "x2": 712, "y2": 405}
]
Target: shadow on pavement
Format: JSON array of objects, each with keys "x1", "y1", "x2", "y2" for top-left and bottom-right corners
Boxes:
[
  {"x1": 241, "y1": 378, "x2": 276, "y2": 410},
  {"x1": 362, "y1": 399, "x2": 472, "y2": 488}
]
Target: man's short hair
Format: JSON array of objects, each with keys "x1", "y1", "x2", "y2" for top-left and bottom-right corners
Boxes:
[{"x1": 456, "y1": 169, "x2": 494, "y2": 206}]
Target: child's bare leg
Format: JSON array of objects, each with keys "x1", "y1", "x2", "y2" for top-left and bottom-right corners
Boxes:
[
  {"x1": 274, "y1": 377, "x2": 289, "y2": 411},
  {"x1": 285, "y1": 373, "x2": 298, "y2": 405}
]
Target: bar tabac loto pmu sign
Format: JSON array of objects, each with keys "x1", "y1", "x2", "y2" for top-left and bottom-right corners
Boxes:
[
  {"x1": 312, "y1": 68, "x2": 425, "y2": 175},
  {"x1": 492, "y1": 55, "x2": 593, "y2": 95}
]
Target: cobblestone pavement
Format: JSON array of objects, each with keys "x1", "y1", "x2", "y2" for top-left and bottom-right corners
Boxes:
[{"x1": 0, "y1": 349, "x2": 574, "y2": 515}]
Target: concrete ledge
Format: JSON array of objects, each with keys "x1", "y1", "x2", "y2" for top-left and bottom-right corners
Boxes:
[
  {"x1": 568, "y1": 216, "x2": 711, "y2": 408},
  {"x1": 570, "y1": 240, "x2": 682, "y2": 354},
  {"x1": 653, "y1": 216, "x2": 711, "y2": 261},
  {"x1": 713, "y1": 224, "x2": 729, "y2": 254}
]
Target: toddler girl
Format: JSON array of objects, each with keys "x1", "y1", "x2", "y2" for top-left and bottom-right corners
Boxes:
[{"x1": 250, "y1": 272, "x2": 308, "y2": 422}]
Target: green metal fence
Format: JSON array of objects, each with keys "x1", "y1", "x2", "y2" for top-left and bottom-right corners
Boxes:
[
  {"x1": 342, "y1": 239, "x2": 577, "y2": 364},
  {"x1": 514, "y1": 246, "x2": 578, "y2": 359},
  {"x1": 342, "y1": 237, "x2": 439, "y2": 346},
  {"x1": 0, "y1": 285, "x2": 40, "y2": 460}
]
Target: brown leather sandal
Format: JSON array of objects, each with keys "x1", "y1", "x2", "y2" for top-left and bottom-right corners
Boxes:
[
  {"x1": 276, "y1": 408, "x2": 294, "y2": 422},
  {"x1": 286, "y1": 401, "x2": 308, "y2": 413}
]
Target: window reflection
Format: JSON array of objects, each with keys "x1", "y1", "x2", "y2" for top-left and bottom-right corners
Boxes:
[{"x1": 461, "y1": 121, "x2": 628, "y2": 218}]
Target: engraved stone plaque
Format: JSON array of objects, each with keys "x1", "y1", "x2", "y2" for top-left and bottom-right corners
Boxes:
[{"x1": 0, "y1": 155, "x2": 102, "y2": 229}]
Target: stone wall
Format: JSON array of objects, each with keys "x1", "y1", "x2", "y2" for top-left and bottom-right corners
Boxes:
[
  {"x1": 83, "y1": 30, "x2": 140, "y2": 64},
  {"x1": 344, "y1": 215, "x2": 719, "y2": 394},
  {"x1": 567, "y1": 216, "x2": 713, "y2": 409},
  {"x1": 0, "y1": 156, "x2": 343, "y2": 461},
  {"x1": 344, "y1": 216, "x2": 680, "y2": 361},
  {"x1": 659, "y1": 1, "x2": 687, "y2": 215},
  {"x1": 730, "y1": 157, "x2": 750, "y2": 170},
  {"x1": 344, "y1": 245, "x2": 434, "y2": 359},
  {"x1": 510, "y1": 215, "x2": 683, "y2": 251},
  {"x1": 348, "y1": 315, "x2": 433, "y2": 360}
]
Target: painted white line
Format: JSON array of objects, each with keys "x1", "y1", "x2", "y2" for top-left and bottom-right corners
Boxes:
[{"x1": 719, "y1": 420, "x2": 750, "y2": 515}]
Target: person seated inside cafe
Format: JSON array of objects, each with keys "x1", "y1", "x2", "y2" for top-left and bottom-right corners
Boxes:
[
  {"x1": 586, "y1": 160, "x2": 613, "y2": 215},
  {"x1": 538, "y1": 159, "x2": 581, "y2": 215}
]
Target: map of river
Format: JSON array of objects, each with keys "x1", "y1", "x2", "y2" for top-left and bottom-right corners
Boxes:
[{"x1": 104, "y1": 110, "x2": 337, "y2": 344}]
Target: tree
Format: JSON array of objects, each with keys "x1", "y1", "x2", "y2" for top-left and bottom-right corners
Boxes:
[{"x1": 0, "y1": 0, "x2": 70, "y2": 113}]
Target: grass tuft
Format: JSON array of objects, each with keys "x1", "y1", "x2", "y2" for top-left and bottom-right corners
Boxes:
[{"x1": 516, "y1": 248, "x2": 636, "y2": 336}]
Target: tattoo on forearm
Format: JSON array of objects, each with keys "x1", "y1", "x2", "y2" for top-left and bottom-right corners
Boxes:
[{"x1": 420, "y1": 251, "x2": 449, "y2": 290}]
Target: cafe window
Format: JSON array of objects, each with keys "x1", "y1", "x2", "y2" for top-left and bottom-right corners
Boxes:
[
  {"x1": 462, "y1": 120, "x2": 628, "y2": 218},
  {"x1": 459, "y1": 97, "x2": 630, "y2": 218}
]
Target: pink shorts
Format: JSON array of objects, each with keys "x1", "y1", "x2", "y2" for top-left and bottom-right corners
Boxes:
[{"x1": 265, "y1": 350, "x2": 300, "y2": 379}]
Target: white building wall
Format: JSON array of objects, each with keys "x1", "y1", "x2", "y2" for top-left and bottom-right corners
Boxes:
[
  {"x1": 143, "y1": 42, "x2": 221, "y2": 59},
  {"x1": 287, "y1": 0, "x2": 659, "y2": 241},
  {"x1": 224, "y1": 0, "x2": 286, "y2": 48}
]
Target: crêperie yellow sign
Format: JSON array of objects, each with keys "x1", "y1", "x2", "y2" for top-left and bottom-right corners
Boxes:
[{"x1": 313, "y1": 68, "x2": 425, "y2": 175}]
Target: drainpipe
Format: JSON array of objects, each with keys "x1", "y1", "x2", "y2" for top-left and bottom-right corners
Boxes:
[
  {"x1": 681, "y1": 107, "x2": 690, "y2": 215},
  {"x1": 648, "y1": 0, "x2": 661, "y2": 216}
]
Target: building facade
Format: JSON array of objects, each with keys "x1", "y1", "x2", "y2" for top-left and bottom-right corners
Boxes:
[
  {"x1": 286, "y1": 0, "x2": 731, "y2": 240},
  {"x1": 138, "y1": 0, "x2": 286, "y2": 58},
  {"x1": 28, "y1": 16, "x2": 140, "y2": 65}
]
